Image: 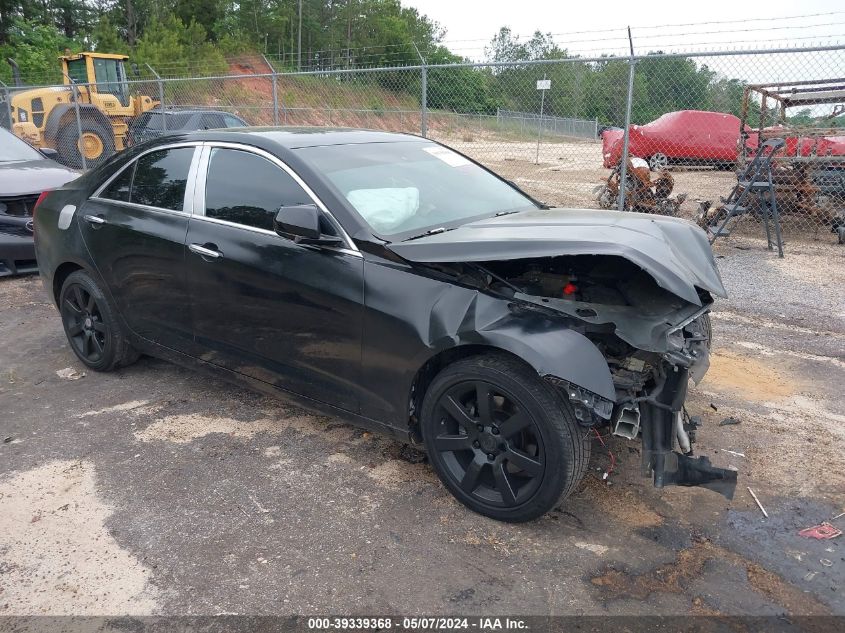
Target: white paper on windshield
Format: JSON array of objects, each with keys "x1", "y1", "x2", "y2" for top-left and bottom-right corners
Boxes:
[
  {"x1": 423, "y1": 146, "x2": 471, "y2": 167},
  {"x1": 346, "y1": 187, "x2": 420, "y2": 232}
]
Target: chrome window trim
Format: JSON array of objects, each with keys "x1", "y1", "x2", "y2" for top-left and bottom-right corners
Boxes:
[
  {"x1": 198, "y1": 141, "x2": 360, "y2": 255},
  {"x1": 91, "y1": 142, "x2": 205, "y2": 215},
  {"x1": 86, "y1": 199, "x2": 195, "y2": 220},
  {"x1": 183, "y1": 145, "x2": 205, "y2": 215},
  {"x1": 189, "y1": 211, "x2": 362, "y2": 259}
]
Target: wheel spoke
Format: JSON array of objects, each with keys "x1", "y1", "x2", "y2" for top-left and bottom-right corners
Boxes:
[
  {"x1": 505, "y1": 448, "x2": 543, "y2": 477},
  {"x1": 460, "y1": 457, "x2": 484, "y2": 493},
  {"x1": 81, "y1": 331, "x2": 92, "y2": 357},
  {"x1": 85, "y1": 292, "x2": 96, "y2": 313},
  {"x1": 442, "y1": 394, "x2": 476, "y2": 432},
  {"x1": 434, "y1": 434, "x2": 472, "y2": 452},
  {"x1": 475, "y1": 382, "x2": 493, "y2": 422},
  {"x1": 493, "y1": 462, "x2": 517, "y2": 505},
  {"x1": 66, "y1": 322, "x2": 83, "y2": 336},
  {"x1": 64, "y1": 298, "x2": 82, "y2": 314},
  {"x1": 92, "y1": 335, "x2": 104, "y2": 355},
  {"x1": 92, "y1": 320, "x2": 107, "y2": 333},
  {"x1": 497, "y1": 411, "x2": 531, "y2": 438}
]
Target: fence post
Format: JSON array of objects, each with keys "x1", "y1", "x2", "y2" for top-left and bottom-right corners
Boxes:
[
  {"x1": 71, "y1": 83, "x2": 87, "y2": 171},
  {"x1": 618, "y1": 29, "x2": 636, "y2": 212},
  {"x1": 0, "y1": 80, "x2": 12, "y2": 130},
  {"x1": 420, "y1": 64, "x2": 428, "y2": 138},
  {"x1": 272, "y1": 72, "x2": 279, "y2": 125},
  {"x1": 535, "y1": 73, "x2": 546, "y2": 164},
  {"x1": 146, "y1": 64, "x2": 166, "y2": 132}
]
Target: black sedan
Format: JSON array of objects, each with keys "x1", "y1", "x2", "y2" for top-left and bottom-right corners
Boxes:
[
  {"x1": 1, "y1": 128, "x2": 79, "y2": 276},
  {"x1": 34, "y1": 128, "x2": 734, "y2": 521}
]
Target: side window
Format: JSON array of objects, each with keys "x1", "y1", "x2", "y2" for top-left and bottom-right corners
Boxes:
[
  {"x1": 223, "y1": 115, "x2": 244, "y2": 128},
  {"x1": 130, "y1": 147, "x2": 194, "y2": 212},
  {"x1": 99, "y1": 163, "x2": 135, "y2": 202},
  {"x1": 204, "y1": 148, "x2": 311, "y2": 231}
]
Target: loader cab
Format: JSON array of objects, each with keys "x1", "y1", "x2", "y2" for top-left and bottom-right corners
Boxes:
[{"x1": 61, "y1": 53, "x2": 130, "y2": 108}]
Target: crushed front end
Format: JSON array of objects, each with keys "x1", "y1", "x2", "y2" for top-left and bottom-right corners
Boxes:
[{"x1": 481, "y1": 254, "x2": 738, "y2": 499}]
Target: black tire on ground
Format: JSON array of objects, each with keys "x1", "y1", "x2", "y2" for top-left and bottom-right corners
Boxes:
[
  {"x1": 420, "y1": 353, "x2": 590, "y2": 522},
  {"x1": 59, "y1": 270, "x2": 140, "y2": 372},
  {"x1": 55, "y1": 119, "x2": 115, "y2": 169}
]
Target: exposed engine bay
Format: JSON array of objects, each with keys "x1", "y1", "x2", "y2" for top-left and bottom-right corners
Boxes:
[{"x1": 426, "y1": 253, "x2": 737, "y2": 498}]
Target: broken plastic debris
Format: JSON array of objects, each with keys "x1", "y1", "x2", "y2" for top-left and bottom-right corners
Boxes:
[
  {"x1": 799, "y1": 522, "x2": 842, "y2": 540},
  {"x1": 820, "y1": 559, "x2": 833, "y2": 567},
  {"x1": 720, "y1": 449, "x2": 746, "y2": 458},
  {"x1": 56, "y1": 367, "x2": 86, "y2": 380},
  {"x1": 719, "y1": 417, "x2": 741, "y2": 426}
]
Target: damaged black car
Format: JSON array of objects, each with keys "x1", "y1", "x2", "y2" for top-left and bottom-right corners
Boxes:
[{"x1": 33, "y1": 128, "x2": 736, "y2": 522}]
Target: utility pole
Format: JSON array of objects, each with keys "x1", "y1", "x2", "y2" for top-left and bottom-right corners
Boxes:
[{"x1": 298, "y1": 0, "x2": 303, "y2": 71}]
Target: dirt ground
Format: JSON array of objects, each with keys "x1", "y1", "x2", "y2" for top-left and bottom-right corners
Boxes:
[{"x1": 0, "y1": 232, "x2": 843, "y2": 618}]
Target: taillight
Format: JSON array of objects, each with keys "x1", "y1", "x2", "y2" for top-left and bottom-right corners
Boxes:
[
  {"x1": 32, "y1": 191, "x2": 49, "y2": 235},
  {"x1": 33, "y1": 191, "x2": 49, "y2": 213}
]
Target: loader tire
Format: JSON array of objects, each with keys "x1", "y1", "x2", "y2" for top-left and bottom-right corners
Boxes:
[{"x1": 56, "y1": 119, "x2": 115, "y2": 169}]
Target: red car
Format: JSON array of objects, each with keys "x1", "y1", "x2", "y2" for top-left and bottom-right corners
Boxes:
[
  {"x1": 602, "y1": 110, "x2": 845, "y2": 170},
  {"x1": 602, "y1": 110, "x2": 744, "y2": 169}
]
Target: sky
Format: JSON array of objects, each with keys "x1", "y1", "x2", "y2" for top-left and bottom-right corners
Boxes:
[{"x1": 404, "y1": 0, "x2": 845, "y2": 59}]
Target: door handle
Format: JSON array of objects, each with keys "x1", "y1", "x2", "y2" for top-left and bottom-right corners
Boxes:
[
  {"x1": 189, "y1": 243, "x2": 222, "y2": 259},
  {"x1": 83, "y1": 214, "x2": 106, "y2": 225}
]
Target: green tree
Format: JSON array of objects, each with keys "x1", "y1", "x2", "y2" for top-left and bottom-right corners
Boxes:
[{"x1": 0, "y1": 17, "x2": 79, "y2": 85}]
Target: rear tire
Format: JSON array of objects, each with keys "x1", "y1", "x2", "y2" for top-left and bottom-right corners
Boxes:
[
  {"x1": 420, "y1": 353, "x2": 590, "y2": 522},
  {"x1": 59, "y1": 270, "x2": 139, "y2": 371}
]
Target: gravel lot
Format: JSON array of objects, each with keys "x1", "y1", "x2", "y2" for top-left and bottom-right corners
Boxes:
[{"x1": 1, "y1": 232, "x2": 844, "y2": 617}]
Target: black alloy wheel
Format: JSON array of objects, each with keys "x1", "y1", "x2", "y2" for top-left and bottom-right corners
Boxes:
[
  {"x1": 432, "y1": 380, "x2": 545, "y2": 508},
  {"x1": 62, "y1": 283, "x2": 107, "y2": 364},
  {"x1": 59, "y1": 270, "x2": 140, "y2": 371},
  {"x1": 421, "y1": 354, "x2": 590, "y2": 522}
]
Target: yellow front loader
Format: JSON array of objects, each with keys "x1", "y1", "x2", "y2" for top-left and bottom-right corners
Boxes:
[{"x1": 4, "y1": 52, "x2": 158, "y2": 168}]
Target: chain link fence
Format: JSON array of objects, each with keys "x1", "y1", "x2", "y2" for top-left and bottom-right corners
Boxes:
[{"x1": 2, "y1": 44, "x2": 844, "y2": 244}]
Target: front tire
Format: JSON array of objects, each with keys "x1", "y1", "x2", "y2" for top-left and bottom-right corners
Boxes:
[
  {"x1": 59, "y1": 270, "x2": 139, "y2": 372},
  {"x1": 56, "y1": 119, "x2": 115, "y2": 169},
  {"x1": 420, "y1": 354, "x2": 590, "y2": 522}
]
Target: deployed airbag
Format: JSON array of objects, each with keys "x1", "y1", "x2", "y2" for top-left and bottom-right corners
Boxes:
[{"x1": 347, "y1": 187, "x2": 419, "y2": 232}]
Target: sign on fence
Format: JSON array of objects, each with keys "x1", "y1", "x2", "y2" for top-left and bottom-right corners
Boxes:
[{"x1": 536, "y1": 79, "x2": 551, "y2": 90}]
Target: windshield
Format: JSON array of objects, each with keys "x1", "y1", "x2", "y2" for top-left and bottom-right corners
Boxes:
[
  {"x1": 0, "y1": 128, "x2": 44, "y2": 162},
  {"x1": 296, "y1": 141, "x2": 537, "y2": 238}
]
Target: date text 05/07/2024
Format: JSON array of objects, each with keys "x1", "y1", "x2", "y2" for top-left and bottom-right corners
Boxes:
[{"x1": 306, "y1": 617, "x2": 529, "y2": 630}]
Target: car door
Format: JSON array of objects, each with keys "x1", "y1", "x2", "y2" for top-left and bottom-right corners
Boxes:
[
  {"x1": 79, "y1": 144, "x2": 200, "y2": 351},
  {"x1": 186, "y1": 144, "x2": 365, "y2": 412}
]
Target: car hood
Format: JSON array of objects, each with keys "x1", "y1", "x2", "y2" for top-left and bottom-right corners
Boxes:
[
  {"x1": 387, "y1": 208, "x2": 727, "y2": 306},
  {"x1": 0, "y1": 160, "x2": 80, "y2": 197}
]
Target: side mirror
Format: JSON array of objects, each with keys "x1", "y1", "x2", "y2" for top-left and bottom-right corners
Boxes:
[
  {"x1": 274, "y1": 204, "x2": 343, "y2": 246},
  {"x1": 39, "y1": 147, "x2": 59, "y2": 159}
]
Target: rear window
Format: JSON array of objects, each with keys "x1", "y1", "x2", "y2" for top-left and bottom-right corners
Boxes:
[{"x1": 143, "y1": 112, "x2": 193, "y2": 131}]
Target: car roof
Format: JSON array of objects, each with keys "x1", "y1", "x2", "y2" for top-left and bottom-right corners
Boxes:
[
  {"x1": 150, "y1": 109, "x2": 237, "y2": 115},
  {"x1": 181, "y1": 127, "x2": 426, "y2": 149}
]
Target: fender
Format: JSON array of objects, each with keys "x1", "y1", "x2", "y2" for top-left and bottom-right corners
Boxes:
[
  {"x1": 410, "y1": 286, "x2": 615, "y2": 401},
  {"x1": 360, "y1": 261, "x2": 617, "y2": 424}
]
